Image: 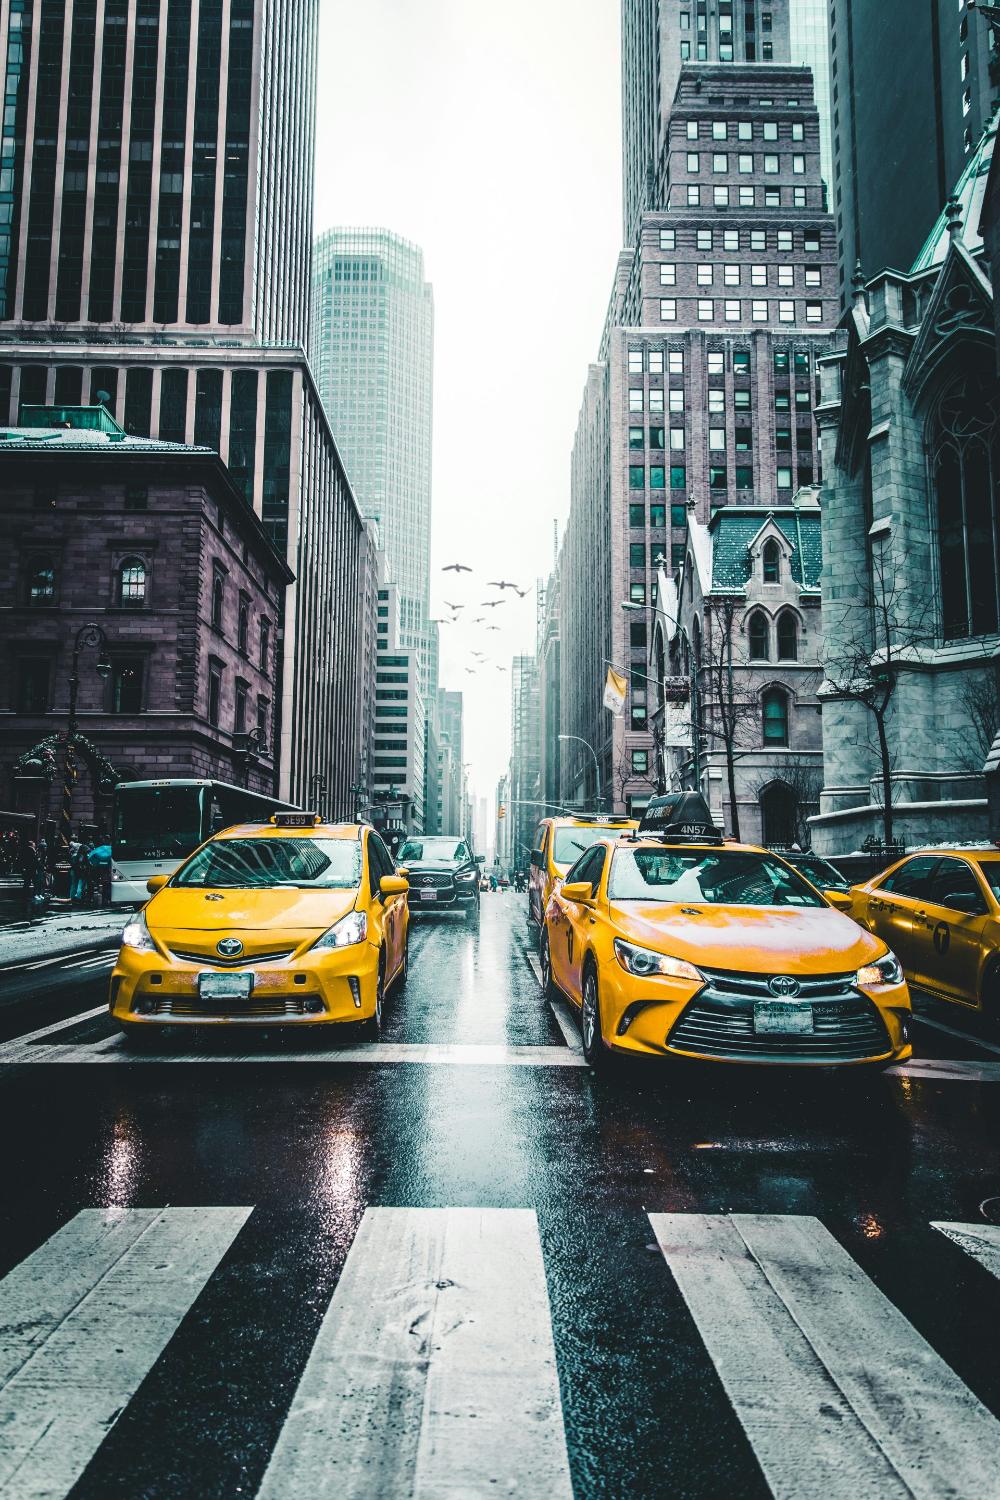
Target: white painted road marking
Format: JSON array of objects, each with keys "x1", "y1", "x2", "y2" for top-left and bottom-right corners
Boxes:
[
  {"x1": 256, "y1": 1207, "x2": 573, "y2": 1500},
  {"x1": 0, "y1": 1206, "x2": 251, "y2": 1500},
  {"x1": 649, "y1": 1212, "x2": 1000, "y2": 1499},
  {"x1": 932, "y1": 1221, "x2": 1000, "y2": 1279},
  {"x1": 887, "y1": 1058, "x2": 1000, "y2": 1082}
]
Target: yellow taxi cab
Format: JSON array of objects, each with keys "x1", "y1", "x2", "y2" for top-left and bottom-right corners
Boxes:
[
  {"x1": 539, "y1": 793, "x2": 911, "y2": 1070},
  {"x1": 109, "y1": 813, "x2": 409, "y2": 1044},
  {"x1": 848, "y1": 847, "x2": 1000, "y2": 1015},
  {"x1": 528, "y1": 813, "x2": 637, "y2": 934}
]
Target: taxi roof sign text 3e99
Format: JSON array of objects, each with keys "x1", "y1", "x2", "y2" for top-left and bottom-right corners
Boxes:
[{"x1": 269, "y1": 812, "x2": 323, "y2": 828}]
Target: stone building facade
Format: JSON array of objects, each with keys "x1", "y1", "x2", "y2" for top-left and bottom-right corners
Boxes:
[
  {"x1": 560, "y1": 63, "x2": 836, "y2": 816},
  {"x1": 812, "y1": 114, "x2": 1000, "y2": 854},
  {"x1": 0, "y1": 406, "x2": 292, "y2": 835},
  {"x1": 652, "y1": 498, "x2": 824, "y2": 842}
]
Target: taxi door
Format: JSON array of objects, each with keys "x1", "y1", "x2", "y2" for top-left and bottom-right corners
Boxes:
[
  {"x1": 529, "y1": 823, "x2": 550, "y2": 928},
  {"x1": 369, "y1": 834, "x2": 404, "y2": 978},
  {"x1": 553, "y1": 846, "x2": 606, "y2": 1004},
  {"x1": 907, "y1": 857, "x2": 990, "y2": 1006},
  {"x1": 863, "y1": 855, "x2": 940, "y2": 976}
]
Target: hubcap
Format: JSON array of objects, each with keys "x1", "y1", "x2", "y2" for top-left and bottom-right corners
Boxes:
[
  {"x1": 541, "y1": 939, "x2": 550, "y2": 988},
  {"x1": 583, "y1": 979, "x2": 596, "y2": 1049}
]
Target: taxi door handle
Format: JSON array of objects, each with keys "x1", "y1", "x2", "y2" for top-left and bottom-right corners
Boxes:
[{"x1": 914, "y1": 910, "x2": 927, "y2": 920}]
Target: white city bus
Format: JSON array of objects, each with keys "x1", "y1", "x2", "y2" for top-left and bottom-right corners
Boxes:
[{"x1": 110, "y1": 779, "x2": 297, "y2": 905}]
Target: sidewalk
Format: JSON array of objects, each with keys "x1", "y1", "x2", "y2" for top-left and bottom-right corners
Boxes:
[{"x1": 0, "y1": 908, "x2": 125, "y2": 969}]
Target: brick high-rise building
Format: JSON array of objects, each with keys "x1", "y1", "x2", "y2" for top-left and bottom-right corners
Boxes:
[
  {"x1": 0, "y1": 0, "x2": 371, "y2": 814},
  {"x1": 560, "y1": 63, "x2": 836, "y2": 816}
]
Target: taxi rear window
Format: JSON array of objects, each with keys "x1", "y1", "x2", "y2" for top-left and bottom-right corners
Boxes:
[
  {"x1": 174, "y1": 837, "x2": 362, "y2": 890},
  {"x1": 608, "y1": 849, "x2": 825, "y2": 907}
]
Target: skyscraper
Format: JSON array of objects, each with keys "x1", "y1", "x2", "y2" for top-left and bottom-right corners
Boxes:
[
  {"x1": 828, "y1": 0, "x2": 995, "y2": 306},
  {"x1": 621, "y1": 0, "x2": 793, "y2": 243},
  {"x1": 0, "y1": 0, "x2": 371, "y2": 814},
  {"x1": 789, "y1": 0, "x2": 832, "y2": 191},
  {"x1": 311, "y1": 228, "x2": 434, "y2": 641}
]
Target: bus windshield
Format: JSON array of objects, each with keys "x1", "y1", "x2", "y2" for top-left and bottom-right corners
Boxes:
[{"x1": 113, "y1": 786, "x2": 204, "y2": 860}]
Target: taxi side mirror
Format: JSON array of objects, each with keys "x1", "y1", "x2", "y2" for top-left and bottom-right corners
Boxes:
[
  {"x1": 380, "y1": 875, "x2": 409, "y2": 898},
  {"x1": 530, "y1": 849, "x2": 545, "y2": 870},
  {"x1": 146, "y1": 875, "x2": 169, "y2": 896},
  {"x1": 561, "y1": 880, "x2": 595, "y2": 905},
  {"x1": 824, "y1": 889, "x2": 852, "y2": 911}
]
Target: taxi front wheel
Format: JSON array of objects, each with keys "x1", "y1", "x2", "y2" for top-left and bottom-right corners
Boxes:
[
  {"x1": 539, "y1": 930, "x2": 557, "y2": 1000},
  {"x1": 581, "y1": 966, "x2": 612, "y2": 1072},
  {"x1": 360, "y1": 952, "x2": 385, "y2": 1041}
]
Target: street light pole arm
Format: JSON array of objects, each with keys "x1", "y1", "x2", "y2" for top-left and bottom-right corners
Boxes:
[{"x1": 558, "y1": 733, "x2": 604, "y2": 811}]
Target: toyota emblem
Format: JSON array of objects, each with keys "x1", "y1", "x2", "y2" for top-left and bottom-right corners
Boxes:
[
  {"x1": 217, "y1": 937, "x2": 244, "y2": 957},
  {"x1": 768, "y1": 975, "x2": 801, "y2": 998}
]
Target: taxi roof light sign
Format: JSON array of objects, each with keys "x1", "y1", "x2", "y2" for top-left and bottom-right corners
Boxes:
[
  {"x1": 270, "y1": 811, "x2": 322, "y2": 828},
  {"x1": 637, "y1": 792, "x2": 723, "y2": 843}
]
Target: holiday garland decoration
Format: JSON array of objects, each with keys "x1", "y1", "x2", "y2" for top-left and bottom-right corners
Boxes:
[{"x1": 13, "y1": 732, "x2": 122, "y2": 792}]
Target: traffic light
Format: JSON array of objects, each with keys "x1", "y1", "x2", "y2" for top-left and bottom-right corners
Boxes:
[{"x1": 498, "y1": 803, "x2": 506, "y2": 819}]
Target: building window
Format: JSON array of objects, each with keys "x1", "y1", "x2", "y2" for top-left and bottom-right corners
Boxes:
[
  {"x1": 660, "y1": 228, "x2": 676, "y2": 250},
  {"x1": 708, "y1": 426, "x2": 726, "y2": 450},
  {"x1": 764, "y1": 153, "x2": 779, "y2": 173},
  {"x1": 118, "y1": 557, "x2": 147, "y2": 607},
  {"x1": 628, "y1": 349, "x2": 644, "y2": 373},
  {"x1": 733, "y1": 350, "x2": 750, "y2": 374},
  {"x1": 649, "y1": 351, "x2": 664, "y2": 373},
  {"x1": 748, "y1": 611, "x2": 769, "y2": 660},
  {"x1": 698, "y1": 263, "x2": 714, "y2": 285},
  {"x1": 629, "y1": 426, "x2": 644, "y2": 449},
  {"x1": 709, "y1": 389, "x2": 725, "y2": 413},
  {"x1": 804, "y1": 268, "x2": 821, "y2": 288},
  {"x1": 649, "y1": 426, "x2": 665, "y2": 449},
  {"x1": 698, "y1": 299, "x2": 714, "y2": 321},
  {"x1": 713, "y1": 186, "x2": 730, "y2": 207},
  {"x1": 724, "y1": 300, "x2": 740, "y2": 321},
  {"x1": 629, "y1": 502, "x2": 645, "y2": 528},
  {"x1": 670, "y1": 466, "x2": 687, "y2": 490},
  {"x1": 776, "y1": 467, "x2": 793, "y2": 489},
  {"x1": 650, "y1": 502, "x2": 666, "y2": 528},
  {"x1": 751, "y1": 300, "x2": 768, "y2": 321},
  {"x1": 687, "y1": 185, "x2": 701, "y2": 205},
  {"x1": 629, "y1": 388, "x2": 644, "y2": 412},
  {"x1": 15, "y1": 659, "x2": 50, "y2": 714},
  {"x1": 208, "y1": 664, "x2": 223, "y2": 727},
  {"x1": 708, "y1": 352, "x2": 725, "y2": 374},
  {"x1": 629, "y1": 465, "x2": 645, "y2": 489},
  {"x1": 111, "y1": 660, "x2": 144, "y2": 715},
  {"x1": 687, "y1": 152, "x2": 700, "y2": 172},
  {"x1": 933, "y1": 373, "x2": 1000, "y2": 638},
  {"x1": 778, "y1": 229, "x2": 793, "y2": 251},
  {"x1": 712, "y1": 120, "x2": 727, "y2": 140},
  {"x1": 709, "y1": 466, "x2": 727, "y2": 490},
  {"x1": 649, "y1": 388, "x2": 664, "y2": 412},
  {"x1": 803, "y1": 231, "x2": 821, "y2": 252},
  {"x1": 681, "y1": 40, "x2": 691, "y2": 59},
  {"x1": 238, "y1": 594, "x2": 250, "y2": 655},
  {"x1": 697, "y1": 230, "x2": 713, "y2": 250},
  {"x1": 762, "y1": 686, "x2": 789, "y2": 745},
  {"x1": 27, "y1": 560, "x2": 56, "y2": 606},
  {"x1": 631, "y1": 749, "x2": 649, "y2": 774},
  {"x1": 792, "y1": 122, "x2": 804, "y2": 141},
  {"x1": 793, "y1": 187, "x2": 806, "y2": 207},
  {"x1": 235, "y1": 679, "x2": 248, "y2": 734},
  {"x1": 777, "y1": 611, "x2": 798, "y2": 660},
  {"x1": 629, "y1": 542, "x2": 646, "y2": 568},
  {"x1": 670, "y1": 428, "x2": 685, "y2": 450},
  {"x1": 630, "y1": 582, "x2": 646, "y2": 604},
  {"x1": 778, "y1": 265, "x2": 794, "y2": 286},
  {"x1": 735, "y1": 465, "x2": 753, "y2": 489},
  {"x1": 211, "y1": 571, "x2": 225, "y2": 630},
  {"x1": 805, "y1": 301, "x2": 822, "y2": 322},
  {"x1": 762, "y1": 538, "x2": 781, "y2": 581},
  {"x1": 778, "y1": 300, "x2": 795, "y2": 323},
  {"x1": 738, "y1": 121, "x2": 752, "y2": 140},
  {"x1": 669, "y1": 389, "x2": 684, "y2": 413},
  {"x1": 660, "y1": 299, "x2": 677, "y2": 321},
  {"x1": 660, "y1": 263, "x2": 676, "y2": 285},
  {"x1": 724, "y1": 264, "x2": 740, "y2": 285},
  {"x1": 792, "y1": 154, "x2": 805, "y2": 174},
  {"x1": 712, "y1": 153, "x2": 728, "y2": 173},
  {"x1": 686, "y1": 120, "x2": 698, "y2": 139},
  {"x1": 738, "y1": 153, "x2": 753, "y2": 173},
  {"x1": 260, "y1": 617, "x2": 271, "y2": 674},
  {"x1": 669, "y1": 351, "x2": 684, "y2": 374}
]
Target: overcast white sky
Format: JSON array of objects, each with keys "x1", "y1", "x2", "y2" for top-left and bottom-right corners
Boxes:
[{"x1": 315, "y1": 0, "x2": 622, "y2": 809}]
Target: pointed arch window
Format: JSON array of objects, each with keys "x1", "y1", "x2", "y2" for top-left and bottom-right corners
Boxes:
[
  {"x1": 118, "y1": 557, "x2": 146, "y2": 606},
  {"x1": 27, "y1": 560, "x2": 56, "y2": 605},
  {"x1": 762, "y1": 538, "x2": 781, "y2": 582},
  {"x1": 748, "y1": 610, "x2": 770, "y2": 659},
  {"x1": 762, "y1": 686, "x2": 789, "y2": 745},
  {"x1": 777, "y1": 610, "x2": 798, "y2": 659},
  {"x1": 932, "y1": 373, "x2": 1000, "y2": 639}
]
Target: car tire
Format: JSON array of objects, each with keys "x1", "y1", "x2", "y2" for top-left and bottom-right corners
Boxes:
[
  {"x1": 581, "y1": 963, "x2": 612, "y2": 1072},
  {"x1": 119, "y1": 1022, "x2": 165, "y2": 1051},
  {"x1": 395, "y1": 934, "x2": 409, "y2": 990},
  {"x1": 539, "y1": 929, "x2": 558, "y2": 1000},
  {"x1": 466, "y1": 898, "x2": 480, "y2": 929},
  {"x1": 361, "y1": 953, "x2": 385, "y2": 1041}
]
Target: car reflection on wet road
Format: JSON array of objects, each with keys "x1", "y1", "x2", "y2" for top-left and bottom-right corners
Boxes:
[{"x1": 2, "y1": 895, "x2": 1000, "y2": 1499}]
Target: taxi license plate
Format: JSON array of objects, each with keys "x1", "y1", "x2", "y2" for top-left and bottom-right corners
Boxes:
[
  {"x1": 198, "y1": 971, "x2": 254, "y2": 1001},
  {"x1": 420, "y1": 889, "x2": 438, "y2": 902},
  {"x1": 754, "y1": 1002, "x2": 813, "y2": 1034}
]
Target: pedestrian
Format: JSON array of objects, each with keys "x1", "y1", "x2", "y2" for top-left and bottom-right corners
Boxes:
[
  {"x1": 70, "y1": 838, "x2": 90, "y2": 903},
  {"x1": 21, "y1": 839, "x2": 38, "y2": 920},
  {"x1": 88, "y1": 840, "x2": 113, "y2": 906},
  {"x1": 33, "y1": 838, "x2": 51, "y2": 911}
]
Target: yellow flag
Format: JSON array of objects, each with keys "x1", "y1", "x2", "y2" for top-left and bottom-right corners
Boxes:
[{"x1": 603, "y1": 666, "x2": 628, "y2": 716}]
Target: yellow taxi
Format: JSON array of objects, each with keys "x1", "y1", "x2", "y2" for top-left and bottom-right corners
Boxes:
[
  {"x1": 528, "y1": 813, "x2": 637, "y2": 934},
  {"x1": 848, "y1": 847, "x2": 1000, "y2": 1015},
  {"x1": 109, "y1": 813, "x2": 409, "y2": 1044},
  {"x1": 539, "y1": 793, "x2": 911, "y2": 1070}
]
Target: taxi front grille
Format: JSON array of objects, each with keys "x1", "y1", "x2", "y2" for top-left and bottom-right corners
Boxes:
[
  {"x1": 669, "y1": 998, "x2": 890, "y2": 1061},
  {"x1": 698, "y1": 966, "x2": 856, "y2": 1002},
  {"x1": 167, "y1": 947, "x2": 296, "y2": 967},
  {"x1": 140, "y1": 997, "x2": 320, "y2": 1019}
]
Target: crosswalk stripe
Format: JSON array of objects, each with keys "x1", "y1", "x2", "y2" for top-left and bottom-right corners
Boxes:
[
  {"x1": 256, "y1": 1207, "x2": 573, "y2": 1499},
  {"x1": 0, "y1": 1206, "x2": 251, "y2": 1499},
  {"x1": 887, "y1": 1058, "x2": 1000, "y2": 1082},
  {"x1": 931, "y1": 1221, "x2": 1000, "y2": 1278},
  {"x1": 0, "y1": 1038, "x2": 589, "y2": 1067},
  {"x1": 649, "y1": 1212, "x2": 1000, "y2": 1499}
]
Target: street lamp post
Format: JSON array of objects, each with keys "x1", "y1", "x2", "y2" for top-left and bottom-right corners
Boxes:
[
  {"x1": 558, "y1": 733, "x2": 604, "y2": 811},
  {"x1": 61, "y1": 623, "x2": 112, "y2": 852},
  {"x1": 237, "y1": 727, "x2": 269, "y2": 790}
]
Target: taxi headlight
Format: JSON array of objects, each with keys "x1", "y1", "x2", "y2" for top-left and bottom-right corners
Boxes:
[
  {"x1": 855, "y1": 951, "x2": 904, "y2": 988},
  {"x1": 312, "y1": 910, "x2": 368, "y2": 950},
  {"x1": 614, "y1": 938, "x2": 703, "y2": 983},
  {"x1": 121, "y1": 912, "x2": 156, "y2": 953}
]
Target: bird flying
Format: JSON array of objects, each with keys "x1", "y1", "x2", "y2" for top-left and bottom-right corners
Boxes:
[
  {"x1": 473, "y1": 617, "x2": 485, "y2": 624},
  {"x1": 444, "y1": 600, "x2": 463, "y2": 611},
  {"x1": 487, "y1": 625, "x2": 501, "y2": 632},
  {"x1": 514, "y1": 587, "x2": 530, "y2": 598},
  {"x1": 486, "y1": 580, "x2": 519, "y2": 591},
  {"x1": 442, "y1": 562, "x2": 472, "y2": 574},
  {"x1": 481, "y1": 599, "x2": 505, "y2": 608}
]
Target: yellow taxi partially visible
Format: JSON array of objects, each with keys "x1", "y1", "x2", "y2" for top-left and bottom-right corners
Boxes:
[
  {"x1": 528, "y1": 813, "x2": 637, "y2": 935},
  {"x1": 848, "y1": 847, "x2": 1000, "y2": 1015},
  {"x1": 109, "y1": 814, "x2": 409, "y2": 1044},
  {"x1": 540, "y1": 793, "x2": 911, "y2": 1071}
]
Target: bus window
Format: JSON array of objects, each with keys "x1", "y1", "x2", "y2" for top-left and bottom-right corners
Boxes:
[{"x1": 113, "y1": 785, "x2": 205, "y2": 860}]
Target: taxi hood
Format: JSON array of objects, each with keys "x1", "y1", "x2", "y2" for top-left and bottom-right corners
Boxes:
[
  {"x1": 607, "y1": 902, "x2": 884, "y2": 974},
  {"x1": 146, "y1": 886, "x2": 359, "y2": 933}
]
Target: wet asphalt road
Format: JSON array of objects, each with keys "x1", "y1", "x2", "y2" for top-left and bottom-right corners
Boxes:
[{"x1": 3, "y1": 896, "x2": 1000, "y2": 1498}]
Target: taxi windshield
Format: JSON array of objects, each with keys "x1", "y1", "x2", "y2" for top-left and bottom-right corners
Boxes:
[
  {"x1": 398, "y1": 838, "x2": 470, "y2": 863},
  {"x1": 608, "y1": 848, "x2": 826, "y2": 906},
  {"x1": 554, "y1": 826, "x2": 622, "y2": 864},
  {"x1": 977, "y1": 859, "x2": 1000, "y2": 900},
  {"x1": 173, "y1": 837, "x2": 362, "y2": 889}
]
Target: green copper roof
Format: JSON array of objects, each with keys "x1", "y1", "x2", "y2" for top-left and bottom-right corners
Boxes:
[
  {"x1": 709, "y1": 507, "x2": 822, "y2": 590},
  {"x1": 912, "y1": 108, "x2": 998, "y2": 273}
]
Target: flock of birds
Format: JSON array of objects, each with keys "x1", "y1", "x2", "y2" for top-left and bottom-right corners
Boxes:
[{"x1": 437, "y1": 562, "x2": 531, "y2": 677}]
